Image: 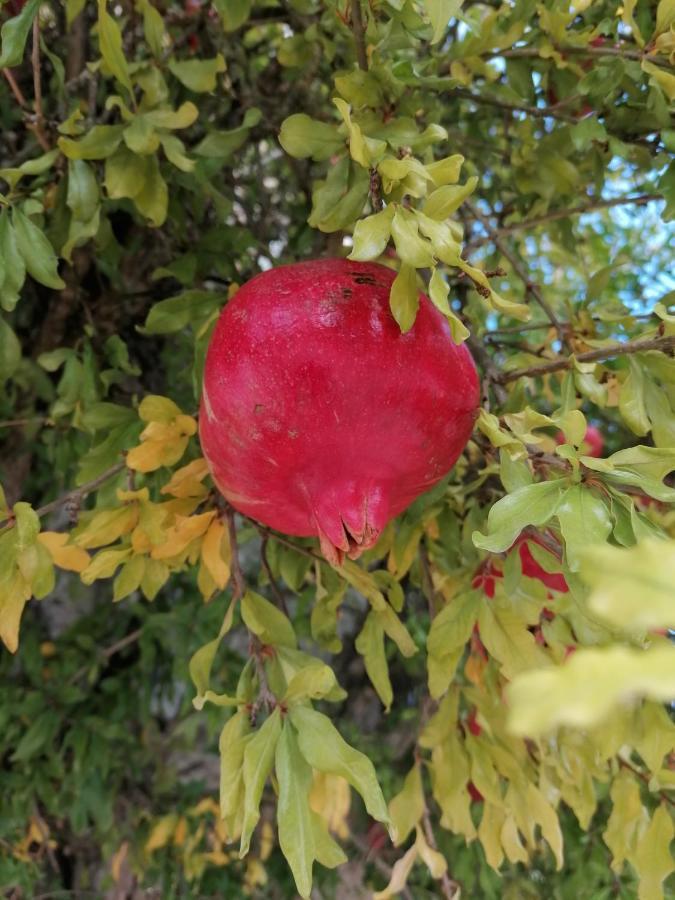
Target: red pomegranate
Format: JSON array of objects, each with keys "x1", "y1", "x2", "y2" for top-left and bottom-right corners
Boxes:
[{"x1": 199, "y1": 259, "x2": 479, "y2": 564}]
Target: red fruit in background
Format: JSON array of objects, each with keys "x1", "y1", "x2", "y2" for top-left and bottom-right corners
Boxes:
[
  {"x1": 556, "y1": 424, "x2": 604, "y2": 458},
  {"x1": 467, "y1": 707, "x2": 482, "y2": 736},
  {"x1": 467, "y1": 781, "x2": 484, "y2": 803},
  {"x1": 472, "y1": 533, "x2": 568, "y2": 596},
  {"x1": 518, "y1": 538, "x2": 568, "y2": 593},
  {"x1": 200, "y1": 259, "x2": 479, "y2": 564}
]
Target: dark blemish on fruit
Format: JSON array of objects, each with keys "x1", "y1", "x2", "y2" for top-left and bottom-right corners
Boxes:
[
  {"x1": 254, "y1": 404, "x2": 265, "y2": 414},
  {"x1": 341, "y1": 287, "x2": 353, "y2": 299},
  {"x1": 352, "y1": 273, "x2": 377, "y2": 286}
]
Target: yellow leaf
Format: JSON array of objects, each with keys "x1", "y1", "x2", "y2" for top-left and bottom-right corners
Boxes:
[
  {"x1": 309, "y1": 773, "x2": 351, "y2": 840},
  {"x1": 372, "y1": 843, "x2": 418, "y2": 899},
  {"x1": 74, "y1": 505, "x2": 138, "y2": 549},
  {"x1": 145, "y1": 814, "x2": 179, "y2": 853},
  {"x1": 38, "y1": 531, "x2": 90, "y2": 572},
  {"x1": 127, "y1": 434, "x2": 190, "y2": 472},
  {"x1": 151, "y1": 511, "x2": 216, "y2": 560},
  {"x1": 414, "y1": 826, "x2": 447, "y2": 879},
  {"x1": 161, "y1": 457, "x2": 210, "y2": 498},
  {"x1": 200, "y1": 519, "x2": 231, "y2": 589},
  {"x1": 81, "y1": 547, "x2": 133, "y2": 584},
  {"x1": 139, "y1": 394, "x2": 182, "y2": 422},
  {"x1": 634, "y1": 805, "x2": 675, "y2": 900},
  {"x1": 110, "y1": 842, "x2": 129, "y2": 883},
  {"x1": 0, "y1": 570, "x2": 31, "y2": 653}
]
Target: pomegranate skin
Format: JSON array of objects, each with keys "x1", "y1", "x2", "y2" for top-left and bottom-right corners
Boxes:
[{"x1": 199, "y1": 258, "x2": 479, "y2": 564}]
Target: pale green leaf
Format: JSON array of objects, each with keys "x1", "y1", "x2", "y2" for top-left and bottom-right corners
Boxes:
[
  {"x1": 389, "y1": 765, "x2": 424, "y2": 846},
  {"x1": 389, "y1": 263, "x2": 419, "y2": 333},
  {"x1": 98, "y1": 0, "x2": 133, "y2": 94},
  {"x1": 473, "y1": 480, "x2": 565, "y2": 553},
  {"x1": 556, "y1": 485, "x2": 613, "y2": 572},
  {"x1": 0, "y1": 0, "x2": 40, "y2": 68},
  {"x1": 349, "y1": 206, "x2": 394, "y2": 261},
  {"x1": 168, "y1": 55, "x2": 226, "y2": 93},
  {"x1": 423, "y1": 0, "x2": 463, "y2": 44},
  {"x1": 619, "y1": 358, "x2": 651, "y2": 436},
  {"x1": 279, "y1": 114, "x2": 344, "y2": 161},
  {"x1": 239, "y1": 707, "x2": 282, "y2": 855},
  {"x1": 276, "y1": 722, "x2": 315, "y2": 899},
  {"x1": 241, "y1": 589, "x2": 297, "y2": 648},
  {"x1": 355, "y1": 612, "x2": 393, "y2": 711},
  {"x1": 507, "y1": 645, "x2": 675, "y2": 735},
  {"x1": 290, "y1": 705, "x2": 390, "y2": 825},
  {"x1": 581, "y1": 539, "x2": 675, "y2": 630}
]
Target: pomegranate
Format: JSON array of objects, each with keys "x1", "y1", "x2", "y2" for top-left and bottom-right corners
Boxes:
[{"x1": 199, "y1": 259, "x2": 479, "y2": 564}]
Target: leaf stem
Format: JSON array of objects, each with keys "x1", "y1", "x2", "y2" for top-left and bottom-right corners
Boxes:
[{"x1": 350, "y1": 0, "x2": 368, "y2": 71}]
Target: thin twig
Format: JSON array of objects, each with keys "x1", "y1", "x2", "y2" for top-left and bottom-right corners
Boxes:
[
  {"x1": 465, "y1": 200, "x2": 570, "y2": 350},
  {"x1": 223, "y1": 504, "x2": 246, "y2": 601},
  {"x1": 466, "y1": 334, "x2": 508, "y2": 407},
  {"x1": 252, "y1": 521, "x2": 325, "y2": 562},
  {"x1": 260, "y1": 535, "x2": 289, "y2": 616},
  {"x1": 350, "y1": 835, "x2": 416, "y2": 900},
  {"x1": 618, "y1": 757, "x2": 675, "y2": 808},
  {"x1": 450, "y1": 87, "x2": 577, "y2": 123},
  {"x1": 2, "y1": 67, "x2": 27, "y2": 106},
  {"x1": 0, "y1": 416, "x2": 50, "y2": 429},
  {"x1": 486, "y1": 311, "x2": 655, "y2": 337},
  {"x1": 0, "y1": 460, "x2": 127, "y2": 529},
  {"x1": 350, "y1": 0, "x2": 368, "y2": 71},
  {"x1": 486, "y1": 45, "x2": 671, "y2": 68},
  {"x1": 421, "y1": 807, "x2": 460, "y2": 900},
  {"x1": 32, "y1": 18, "x2": 43, "y2": 127},
  {"x1": 68, "y1": 627, "x2": 143, "y2": 685},
  {"x1": 495, "y1": 334, "x2": 675, "y2": 384},
  {"x1": 465, "y1": 194, "x2": 661, "y2": 249}
]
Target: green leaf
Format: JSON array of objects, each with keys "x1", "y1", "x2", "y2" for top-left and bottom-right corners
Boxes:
[
  {"x1": 284, "y1": 661, "x2": 338, "y2": 705},
  {"x1": 473, "y1": 480, "x2": 565, "y2": 553},
  {"x1": 137, "y1": 0, "x2": 166, "y2": 58},
  {"x1": 619, "y1": 357, "x2": 651, "y2": 436},
  {"x1": 0, "y1": 0, "x2": 40, "y2": 68},
  {"x1": 376, "y1": 604, "x2": 418, "y2": 658},
  {"x1": 634, "y1": 805, "x2": 675, "y2": 900},
  {"x1": 389, "y1": 263, "x2": 419, "y2": 333},
  {"x1": 426, "y1": 153, "x2": 464, "y2": 187},
  {"x1": 12, "y1": 209, "x2": 65, "y2": 290},
  {"x1": 144, "y1": 290, "x2": 223, "y2": 334},
  {"x1": 426, "y1": 591, "x2": 479, "y2": 698},
  {"x1": 478, "y1": 601, "x2": 549, "y2": 679},
  {"x1": 349, "y1": 206, "x2": 394, "y2": 261},
  {"x1": 123, "y1": 116, "x2": 160, "y2": 155},
  {"x1": 428, "y1": 267, "x2": 469, "y2": 343},
  {"x1": 423, "y1": 0, "x2": 463, "y2": 44},
  {"x1": 507, "y1": 644, "x2": 675, "y2": 735},
  {"x1": 219, "y1": 710, "x2": 251, "y2": 829},
  {"x1": 0, "y1": 318, "x2": 21, "y2": 385},
  {"x1": 389, "y1": 765, "x2": 424, "y2": 846},
  {"x1": 424, "y1": 177, "x2": 477, "y2": 220},
  {"x1": 132, "y1": 155, "x2": 168, "y2": 227},
  {"x1": 556, "y1": 485, "x2": 613, "y2": 572},
  {"x1": 58, "y1": 125, "x2": 125, "y2": 160},
  {"x1": 168, "y1": 55, "x2": 226, "y2": 93},
  {"x1": 355, "y1": 612, "x2": 393, "y2": 711},
  {"x1": 97, "y1": 0, "x2": 133, "y2": 94},
  {"x1": 195, "y1": 108, "x2": 262, "y2": 158},
  {"x1": 239, "y1": 707, "x2": 282, "y2": 855},
  {"x1": 290, "y1": 705, "x2": 390, "y2": 826},
  {"x1": 189, "y1": 597, "x2": 236, "y2": 707},
  {"x1": 276, "y1": 722, "x2": 315, "y2": 899},
  {"x1": 213, "y1": 0, "x2": 251, "y2": 31},
  {"x1": 241, "y1": 589, "x2": 297, "y2": 648},
  {"x1": 279, "y1": 113, "x2": 344, "y2": 161},
  {"x1": 581, "y1": 539, "x2": 675, "y2": 631},
  {"x1": 67, "y1": 160, "x2": 99, "y2": 223},
  {"x1": 104, "y1": 145, "x2": 146, "y2": 200},
  {"x1": 391, "y1": 208, "x2": 435, "y2": 268},
  {"x1": 0, "y1": 211, "x2": 25, "y2": 311}
]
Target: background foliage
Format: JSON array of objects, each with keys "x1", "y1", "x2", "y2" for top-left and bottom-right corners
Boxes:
[{"x1": 1, "y1": 0, "x2": 675, "y2": 897}]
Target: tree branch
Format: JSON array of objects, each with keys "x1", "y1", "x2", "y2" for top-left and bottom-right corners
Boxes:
[
  {"x1": 2, "y1": 67, "x2": 27, "y2": 107},
  {"x1": 488, "y1": 45, "x2": 671, "y2": 69},
  {"x1": 421, "y1": 807, "x2": 460, "y2": 900},
  {"x1": 0, "y1": 460, "x2": 127, "y2": 530},
  {"x1": 466, "y1": 194, "x2": 661, "y2": 249},
  {"x1": 465, "y1": 200, "x2": 570, "y2": 351},
  {"x1": 449, "y1": 87, "x2": 577, "y2": 122},
  {"x1": 495, "y1": 334, "x2": 675, "y2": 384},
  {"x1": 350, "y1": 0, "x2": 368, "y2": 71}
]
